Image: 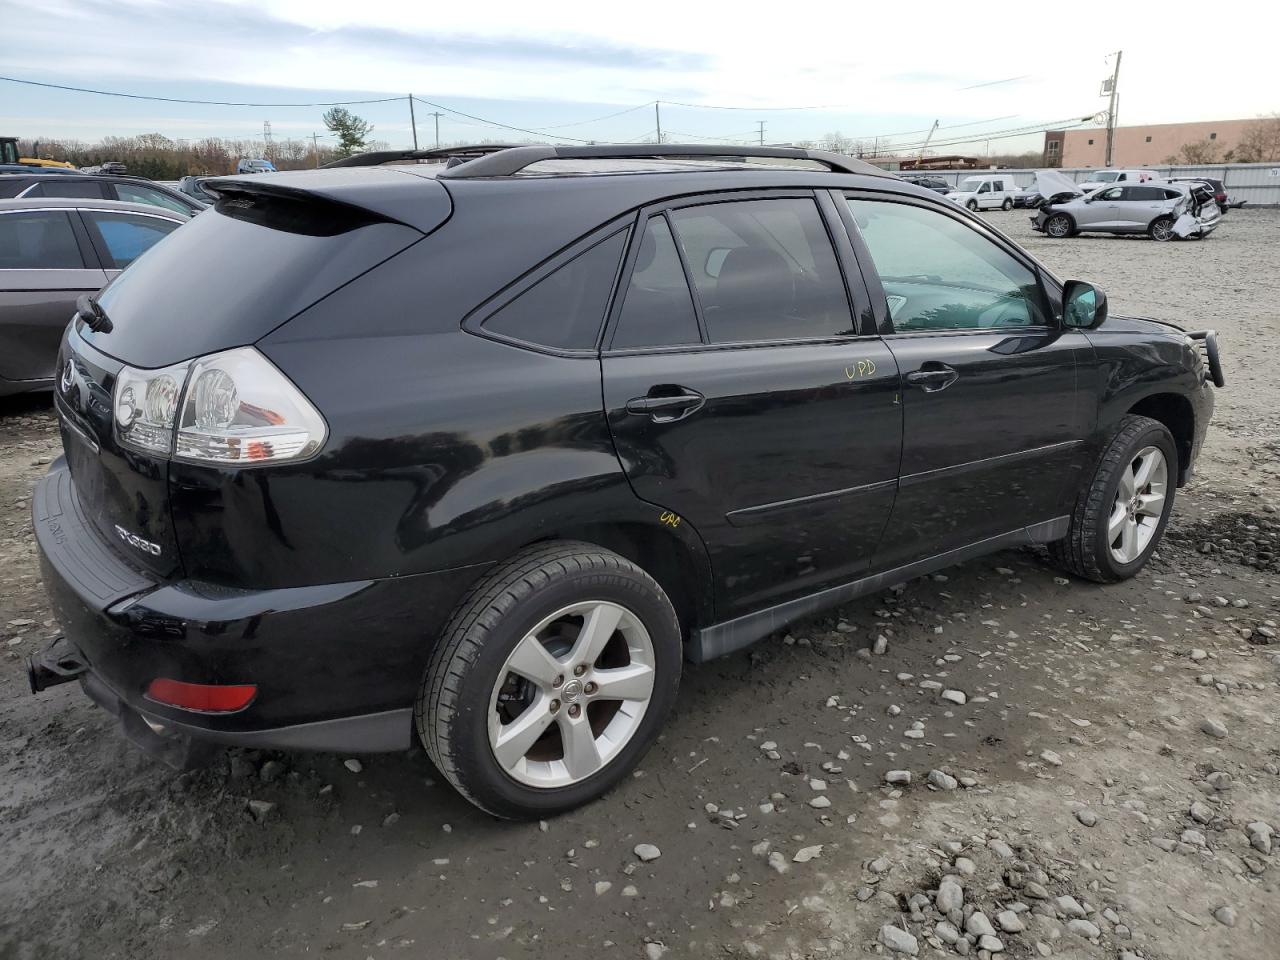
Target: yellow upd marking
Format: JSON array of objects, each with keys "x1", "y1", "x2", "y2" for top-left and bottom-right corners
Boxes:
[
  {"x1": 844, "y1": 358, "x2": 877, "y2": 379},
  {"x1": 659, "y1": 511, "x2": 681, "y2": 528}
]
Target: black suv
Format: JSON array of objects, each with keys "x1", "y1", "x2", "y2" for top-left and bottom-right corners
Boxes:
[
  {"x1": 30, "y1": 145, "x2": 1223, "y2": 818},
  {"x1": 900, "y1": 174, "x2": 951, "y2": 194},
  {"x1": 0, "y1": 171, "x2": 204, "y2": 215}
]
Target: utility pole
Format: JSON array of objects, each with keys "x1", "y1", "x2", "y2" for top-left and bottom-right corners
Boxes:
[
  {"x1": 408, "y1": 95, "x2": 419, "y2": 150},
  {"x1": 263, "y1": 120, "x2": 272, "y2": 161},
  {"x1": 312, "y1": 132, "x2": 320, "y2": 168},
  {"x1": 1103, "y1": 50, "x2": 1122, "y2": 167},
  {"x1": 756, "y1": 120, "x2": 766, "y2": 146},
  {"x1": 428, "y1": 112, "x2": 443, "y2": 148},
  {"x1": 654, "y1": 102, "x2": 662, "y2": 145}
]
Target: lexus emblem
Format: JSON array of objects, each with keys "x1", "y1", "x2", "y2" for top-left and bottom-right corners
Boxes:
[{"x1": 60, "y1": 360, "x2": 76, "y2": 394}]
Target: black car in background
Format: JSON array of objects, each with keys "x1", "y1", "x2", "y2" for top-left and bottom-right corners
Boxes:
[
  {"x1": 900, "y1": 174, "x2": 951, "y2": 193},
  {"x1": 29, "y1": 145, "x2": 1221, "y2": 819},
  {"x1": 0, "y1": 172, "x2": 204, "y2": 215},
  {"x1": 1165, "y1": 177, "x2": 1231, "y2": 214}
]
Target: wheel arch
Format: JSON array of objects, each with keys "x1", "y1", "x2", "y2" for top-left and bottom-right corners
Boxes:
[
  {"x1": 1126, "y1": 392, "x2": 1195, "y2": 485},
  {"x1": 1045, "y1": 210, "x2": 1076, "y2": 234},
  {"x1": 523, "y1": 519, "x2": 715, "y2": 642}
]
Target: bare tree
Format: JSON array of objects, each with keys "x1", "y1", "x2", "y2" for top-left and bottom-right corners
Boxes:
[
  {"x1": 1172, "y1": 139, "x2": 1220, "y2": 164},
  {"x1": 819, "y1": 131, "x2": 854, "y2": 154},
  {"x1": 1230, "y1": 114, "x2": 1280, "y2": 163}
]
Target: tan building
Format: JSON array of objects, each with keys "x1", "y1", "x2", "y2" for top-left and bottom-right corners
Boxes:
[{"x1": 1042, "y1": 118, "x2": 1256, "y2": 168}]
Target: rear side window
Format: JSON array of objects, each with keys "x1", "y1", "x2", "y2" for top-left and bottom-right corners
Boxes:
[
  {"x1": 669, "y1": 198, "x2": 853, "y2": 344},
  {"x1": 114, "y1": 182, "x2": 193, "y2": 215},
  {"x1": 482, "y1": 230, "x2": 627, "y2": 350},
  {"x1": 29, "y1": 179, "x2": 108, "y2": 200},
  {"x1": 0, "y1": 211, "x2": 84, "y2": 269},
  {"x1": 612, "y1": 216, "x2": 700, "y2": 349},
  {"x1": 83, "y1": 211, "x2": 180, "y2": 268}
]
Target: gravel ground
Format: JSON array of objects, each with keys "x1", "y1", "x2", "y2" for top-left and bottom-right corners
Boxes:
[{"x1": 1, "y1": 209, "x2": 1277, "y2": 960}]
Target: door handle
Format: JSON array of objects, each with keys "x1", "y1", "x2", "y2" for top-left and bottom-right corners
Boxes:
[
  {"x1": 626, "y1": 388, "x2": 705, "y2": 423},
  {"x1": 905, "y1": 364, "x2": 959, "y2": 393}
]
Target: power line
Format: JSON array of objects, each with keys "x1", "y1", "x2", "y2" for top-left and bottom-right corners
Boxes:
[
  {"x1": 411, "y1": 95, "x2": 594, "y2": 143},
  {"x1": 0, "y1": 74, "x2": 404, "y2": 107},
  {"x1": 536, "y1": 101, "x2": 655, "y2": 130},
  {"x1": 957, "y1": 75, "x2": 1030, "y2": 90},
  {"x1": 659, "y1": 99, "x2": 842, "y2": 112}
]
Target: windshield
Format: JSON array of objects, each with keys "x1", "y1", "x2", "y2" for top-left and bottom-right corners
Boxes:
[
  {"x1": 958, "y1": 179, "x2": 983, "y2": 191},
  {"x1": 1090, "y1": 171, "x2": 1119, "y2": 183}
]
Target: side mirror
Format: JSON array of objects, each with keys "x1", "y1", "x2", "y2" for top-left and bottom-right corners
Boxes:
[{"x1": 1062, "y1": 280, "x2": 1108, "y2": 329}]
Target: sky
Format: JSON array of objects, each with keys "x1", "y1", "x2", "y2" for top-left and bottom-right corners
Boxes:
[{"x1": 2, "y1": 0, "x2": 1276, "y2": 156}]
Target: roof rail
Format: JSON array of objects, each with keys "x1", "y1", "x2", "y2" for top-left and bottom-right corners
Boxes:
[
  {"x1": 432, "y1": 144, "x2": 891, "y2": 179},
  {"x1": 323, "y1": 144, "x2": 523, "y2": 169}
]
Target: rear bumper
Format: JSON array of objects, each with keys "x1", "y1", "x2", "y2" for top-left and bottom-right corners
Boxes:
[{"x1": 33, "y1": 459, "x2": 488, "y2": 753}]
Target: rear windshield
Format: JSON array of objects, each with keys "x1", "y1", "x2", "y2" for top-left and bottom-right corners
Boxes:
[{"x1": 87, "y1": 200, "x2": 423, "y2": 368}]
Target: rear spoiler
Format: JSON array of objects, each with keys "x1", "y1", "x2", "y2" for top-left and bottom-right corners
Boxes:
[{"x1": 202, "y1": 167, "x2": 451, "y2": 234}]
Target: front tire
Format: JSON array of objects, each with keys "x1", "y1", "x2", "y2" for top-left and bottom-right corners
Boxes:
[
  {"x1": 417, "y1": 541, "x2": 682, "y2": 819},
  {"x1": 966, "y1": 199, "x2": 979, "y2": 212},
  {"x1": 1044, "y1": 213, "x2": 1074, "y2": 238},
  {"x1": 1050, "y1": 416, "x2": 1177, "y2": 583}
]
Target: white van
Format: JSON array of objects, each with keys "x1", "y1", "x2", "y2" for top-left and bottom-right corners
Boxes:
[
  {"x1": 1077, "y1": 169, "x2": 1157, "y2": 193},
  {"x1": 945, "y1": 174, "x2": 1021, "y2": 211}
]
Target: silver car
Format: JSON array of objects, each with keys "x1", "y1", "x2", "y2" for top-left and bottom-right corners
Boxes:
[
  {"x1": 1033, "y1": 182, "x2": 1219, "y2": 241},
  {"x1": 0, "y1": 197, "x2": 188, "y2": 396}
]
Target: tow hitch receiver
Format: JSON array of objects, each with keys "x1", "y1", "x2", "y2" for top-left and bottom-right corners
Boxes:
[{"x1": 27, "y1": 636, "x2": 88, "y2": 693}]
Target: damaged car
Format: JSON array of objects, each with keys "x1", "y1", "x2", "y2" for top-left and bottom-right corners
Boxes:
[{"x1": 1032, "y1": 173, "x2": 1220, "y2": 241}]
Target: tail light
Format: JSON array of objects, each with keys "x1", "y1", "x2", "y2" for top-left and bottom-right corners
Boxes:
[{"x1": 114, "y1": 347, "x2": 326, "y2": 464}]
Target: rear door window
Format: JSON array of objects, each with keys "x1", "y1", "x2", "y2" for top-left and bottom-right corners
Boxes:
[
  {"x1": 668, "y1": 198, "x2": 853, "y2": 344},
  {"x1": 28, "y1": 179, "x2": 108, "y2": 200},
  {"x1": 82, "y1": 211, "x2": 181, "y2": 268},
  {"x1": 481, "y1": 230, "x2": 627, "y2": 350},
  {"x1": 113, "y1": 182, "x2": 195, "y2": 215},
  {"x1": 0, "y1": 210, "x2": 84, "y2": 269},
  {"x1": 611, "y1": 216, "x2": 701, "y2": 349}
]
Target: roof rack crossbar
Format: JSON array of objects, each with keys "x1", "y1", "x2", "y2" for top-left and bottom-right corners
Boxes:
[{"x1": 431, "y1": 144, "x2": 888, "y2": 179}]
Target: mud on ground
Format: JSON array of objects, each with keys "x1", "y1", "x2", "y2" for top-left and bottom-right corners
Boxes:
[{"x1": 1, "y1": 209, "x2": 1277, "y2": 960}]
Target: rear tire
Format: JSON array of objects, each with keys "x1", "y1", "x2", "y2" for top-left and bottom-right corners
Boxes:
[
  {"x1": 1044, "y1": 213, "x2": 1074, "y2": 238},
  {"x1": 1001, "y1": 197, "x2": 1014, "y2": 211},
  {"x1": 1050, "y1": 416, "x2": 1177, "y2": 583},
  {"x1": 417, "y1": 541, "x2": 682, "y2": 819},
  {"x1": 1149, "y1": 216, "x2": 1176, "y2": 241}
]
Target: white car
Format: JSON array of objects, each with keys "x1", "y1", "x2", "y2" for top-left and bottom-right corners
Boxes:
[
  {"x1": 945, "y1": 174, "x2": 1020, "y2": 211},
  {"x1": 1076, "y1": 169, "x2": 1159, "y2": 194}
]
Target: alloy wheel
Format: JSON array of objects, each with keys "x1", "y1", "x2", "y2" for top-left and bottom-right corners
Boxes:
[
  {"x1": 1046, "y1": 215, "x2": 1071, "y2": 238},
  {"x1": 1107, "y1": 446, "x2": 1167, "y2": 564},
  {"x1": 487, "y1": 601, "x2": 656, "y2": 788},
  {"x1": 1150, "y1": 219, "x2": 1175, "y2": 241}
]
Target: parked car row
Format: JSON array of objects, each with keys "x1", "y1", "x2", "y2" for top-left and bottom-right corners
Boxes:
[
  {"x1": 903, "y1": 167, "x2": 1228, "y2": 242},
  {"x1": 0, "y1": 171, "x2": 205, "y2": 215}
]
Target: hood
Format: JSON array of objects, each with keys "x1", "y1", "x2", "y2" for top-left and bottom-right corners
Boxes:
[
  {"x1": 1093, "y1": 314, "x2": 1187, "y2": 337},
  {"x1": 1032, "y1": 170, "x2": 1083, "y2": 199}
]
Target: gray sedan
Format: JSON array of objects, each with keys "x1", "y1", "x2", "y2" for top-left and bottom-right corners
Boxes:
[
  {"x1": 0, "y1": 197, "x2": 188, "y2": 397},
  {"x1": 1032, "y1": 183, "x2": 1219, "y2": 241}
]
